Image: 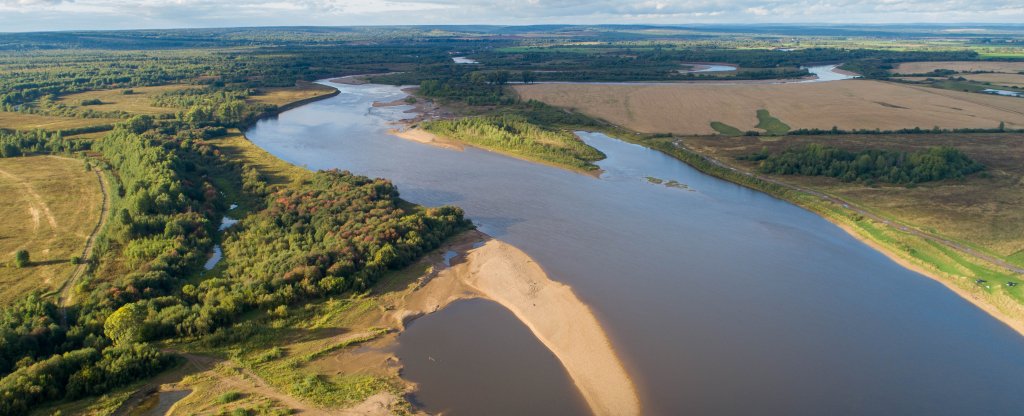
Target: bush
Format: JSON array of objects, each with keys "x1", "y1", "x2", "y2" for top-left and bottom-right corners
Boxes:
[
  {"x1": 14, "y1": 250, "x2": 29, "y2": 268},
  {"x1": 216, "y1": 390, "x2": 243, "y2": 404}
]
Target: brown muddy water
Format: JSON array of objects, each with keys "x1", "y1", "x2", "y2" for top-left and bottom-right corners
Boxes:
[{"x1": 245, "y1": 80, "x2": 1024, "y2": 415}]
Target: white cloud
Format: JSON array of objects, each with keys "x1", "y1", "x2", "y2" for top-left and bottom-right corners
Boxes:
[
  {"x1": 1, "y1": 0, "x2": 1023, "y2": 31},
  {"x1": 745, "y1": 6, "x2": 769, "y2": 15}
]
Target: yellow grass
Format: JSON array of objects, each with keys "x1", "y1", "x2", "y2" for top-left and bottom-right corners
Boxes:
[
  {"x1": 0, "y1": 156, "x2": 103, "y2": 305},
  {"x1": 206, "y1": 130, "x2": 311, "y2": 186},
  {"x1": 0, "y1": 111, "x2": 118, "y2": 131},
  {"x1": 893, "y1": 61, "x2": 1024, "y2": 74},
  {"x1": 514, "y1": 79, "x2": 1024, "y2": 135},
  {"x1": 246, "y1": 84, "x2": 337, "y2": 107},
  {"x1": 56, "y1": 84, "x2": 196, "y2": 115}
]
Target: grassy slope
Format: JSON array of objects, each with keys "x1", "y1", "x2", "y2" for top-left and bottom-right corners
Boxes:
[{"x1": 0, "y1": 156, "x2": 103, "y2": 305}]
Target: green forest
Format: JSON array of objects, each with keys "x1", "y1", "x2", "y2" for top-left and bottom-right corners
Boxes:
[{"x1": 746, "y1": 144, "x2": 985, "y2": 184}]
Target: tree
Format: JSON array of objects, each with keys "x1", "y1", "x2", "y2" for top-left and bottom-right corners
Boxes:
[
  {"x1": 123, "y1": 115, "x2": 154, "y2": 134},
  {"x1": 14, "y1": 249, "x2": 29, "y2": 268},
  {"x1": 104, "y1": 303, "x2": 148, "y2": 346},
  {"x1": 522, "y1": 70, "x2": 536, "y2": 84},
  {"x1": 1, "y1": 143, "x2": 20, "y2": 158}
]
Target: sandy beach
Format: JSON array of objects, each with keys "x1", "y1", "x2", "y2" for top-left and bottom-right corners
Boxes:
[{"x1": 387, "y1": 127, "x2": 464, "y2": 151}]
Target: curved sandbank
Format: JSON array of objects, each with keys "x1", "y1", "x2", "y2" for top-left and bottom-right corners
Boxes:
[
  {"x1": 388, "y1": 127, "x2": 464, "y2": 151},
  {"x1": 399, "y1": 231, "x2": 641, "y2": 416}
]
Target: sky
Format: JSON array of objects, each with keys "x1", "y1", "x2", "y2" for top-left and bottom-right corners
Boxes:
[{"x1": 1, "y1": 0, "x2": 1023, "y2": 32}]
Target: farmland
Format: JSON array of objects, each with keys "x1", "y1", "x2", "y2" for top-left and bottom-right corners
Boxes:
[
  {"x1": 515, "y1": 79, "x2": 1024, "y2": 135},
  {"x1": 0, "y1": 156, "x2": 103, "y2": 305},
  {"x1": 892, "y1": 61, "x2": 1024, "y2": 74}
]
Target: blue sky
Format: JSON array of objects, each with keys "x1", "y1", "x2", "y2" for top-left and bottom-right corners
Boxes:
[{"x1": 1, "y1": 0, "x2": 1023, "y2": 32}]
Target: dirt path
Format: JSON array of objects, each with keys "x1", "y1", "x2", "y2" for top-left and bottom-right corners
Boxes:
[
  {"x1": 0, "y1": 167, "x2": 58, "y2": 235},
  {"x1": 58, "y1": 168, "x2": 110, "y2": 314},
  {"x1": 675, "y1": 140, "x2": 1024, "y2": 276}
]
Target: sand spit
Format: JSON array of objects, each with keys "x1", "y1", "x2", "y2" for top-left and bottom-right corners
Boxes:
[
  {"x1": 455, "y1": 240, "x2": 640, "y2": 416},
  {"x1": 388, "y1": 127, "x2": 464, "y2": 151},
  {"x1": 396, "y1": 231, "x2": 641, "y2": 416}
]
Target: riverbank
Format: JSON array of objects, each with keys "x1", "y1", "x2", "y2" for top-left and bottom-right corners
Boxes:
[
  {"x1": 638, "y1": 137, "x2": 1024, "y2": 338},
  {"x1": 833, "y1": 221, "x2": 1024, "y2": 336}
]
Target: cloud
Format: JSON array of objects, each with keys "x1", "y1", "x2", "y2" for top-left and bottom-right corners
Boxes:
[{"x1": 1, "y1": 0, "x2": 1023, "y2": 31}]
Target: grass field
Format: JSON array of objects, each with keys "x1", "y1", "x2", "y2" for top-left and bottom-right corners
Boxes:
[
  {"x1": 515, "y1": 79, "x2": 1024, "y2": 135},
  {"x1": 0, "y1": 111, "x2": 118, "y2": 131},
  {"x1": 0, "y1": 156, "x2": 103, "y2": 305},
  {"x1": 682, "y1": 133, "x2": 1024, "y2": 261},
  {"x1": 892, "y1": 61, "x2": 1024, "y2": 74},
  {"x1": 55, "y1": 84, "x2": 195, "y2": 115},
  {"x1": 246, "y1": 83, "x2": 338, "y2": 107},
  {"x1": 755, "y1": 109, "x2": 790, "y2": 135},
  {"x1": 206, "y1": 131, "x2": 311, "y2": 186},
  {"x1": 710, "y1": 121, "x2": 743, "y2": 136}
]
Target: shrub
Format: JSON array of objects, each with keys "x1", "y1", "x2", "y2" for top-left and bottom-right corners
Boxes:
[{"x1": 14, "y1": 250, "x2": 29, "y2": 268}]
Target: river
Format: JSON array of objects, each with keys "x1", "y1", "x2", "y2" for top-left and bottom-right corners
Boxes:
[{"x1": 245, "y1": 81, "x2": 1024, "y2": 415}]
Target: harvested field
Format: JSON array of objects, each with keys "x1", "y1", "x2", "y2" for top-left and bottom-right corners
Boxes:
[
  {"x1": 0, "y1": 111, "x2": 118, "y2": 131},
  {"x1": 514, "y1": 79, "x2": 1024, "y2": 135},
  {"x1": 56, "y1": 84, "x2": 195, "y2": 115},
  {"x1": 893, "y1": 61, "x2": 1024, "y2": 74},
  {"x1": 0, "y1": 156, "x2": 104, "y2": 305},
  {"x1": 681, "y1": 133, "x2": 1024, "y2": 261}
]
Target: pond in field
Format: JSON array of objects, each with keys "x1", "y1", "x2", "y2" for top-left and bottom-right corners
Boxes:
[{"x1": 246, "y1": 80, "x2": 1024, "y2": 415}]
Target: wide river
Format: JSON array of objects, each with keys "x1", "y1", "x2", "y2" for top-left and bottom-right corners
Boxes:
[{"x1": 246, "y1": 81, "x2": 1024, "y2": 415}]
